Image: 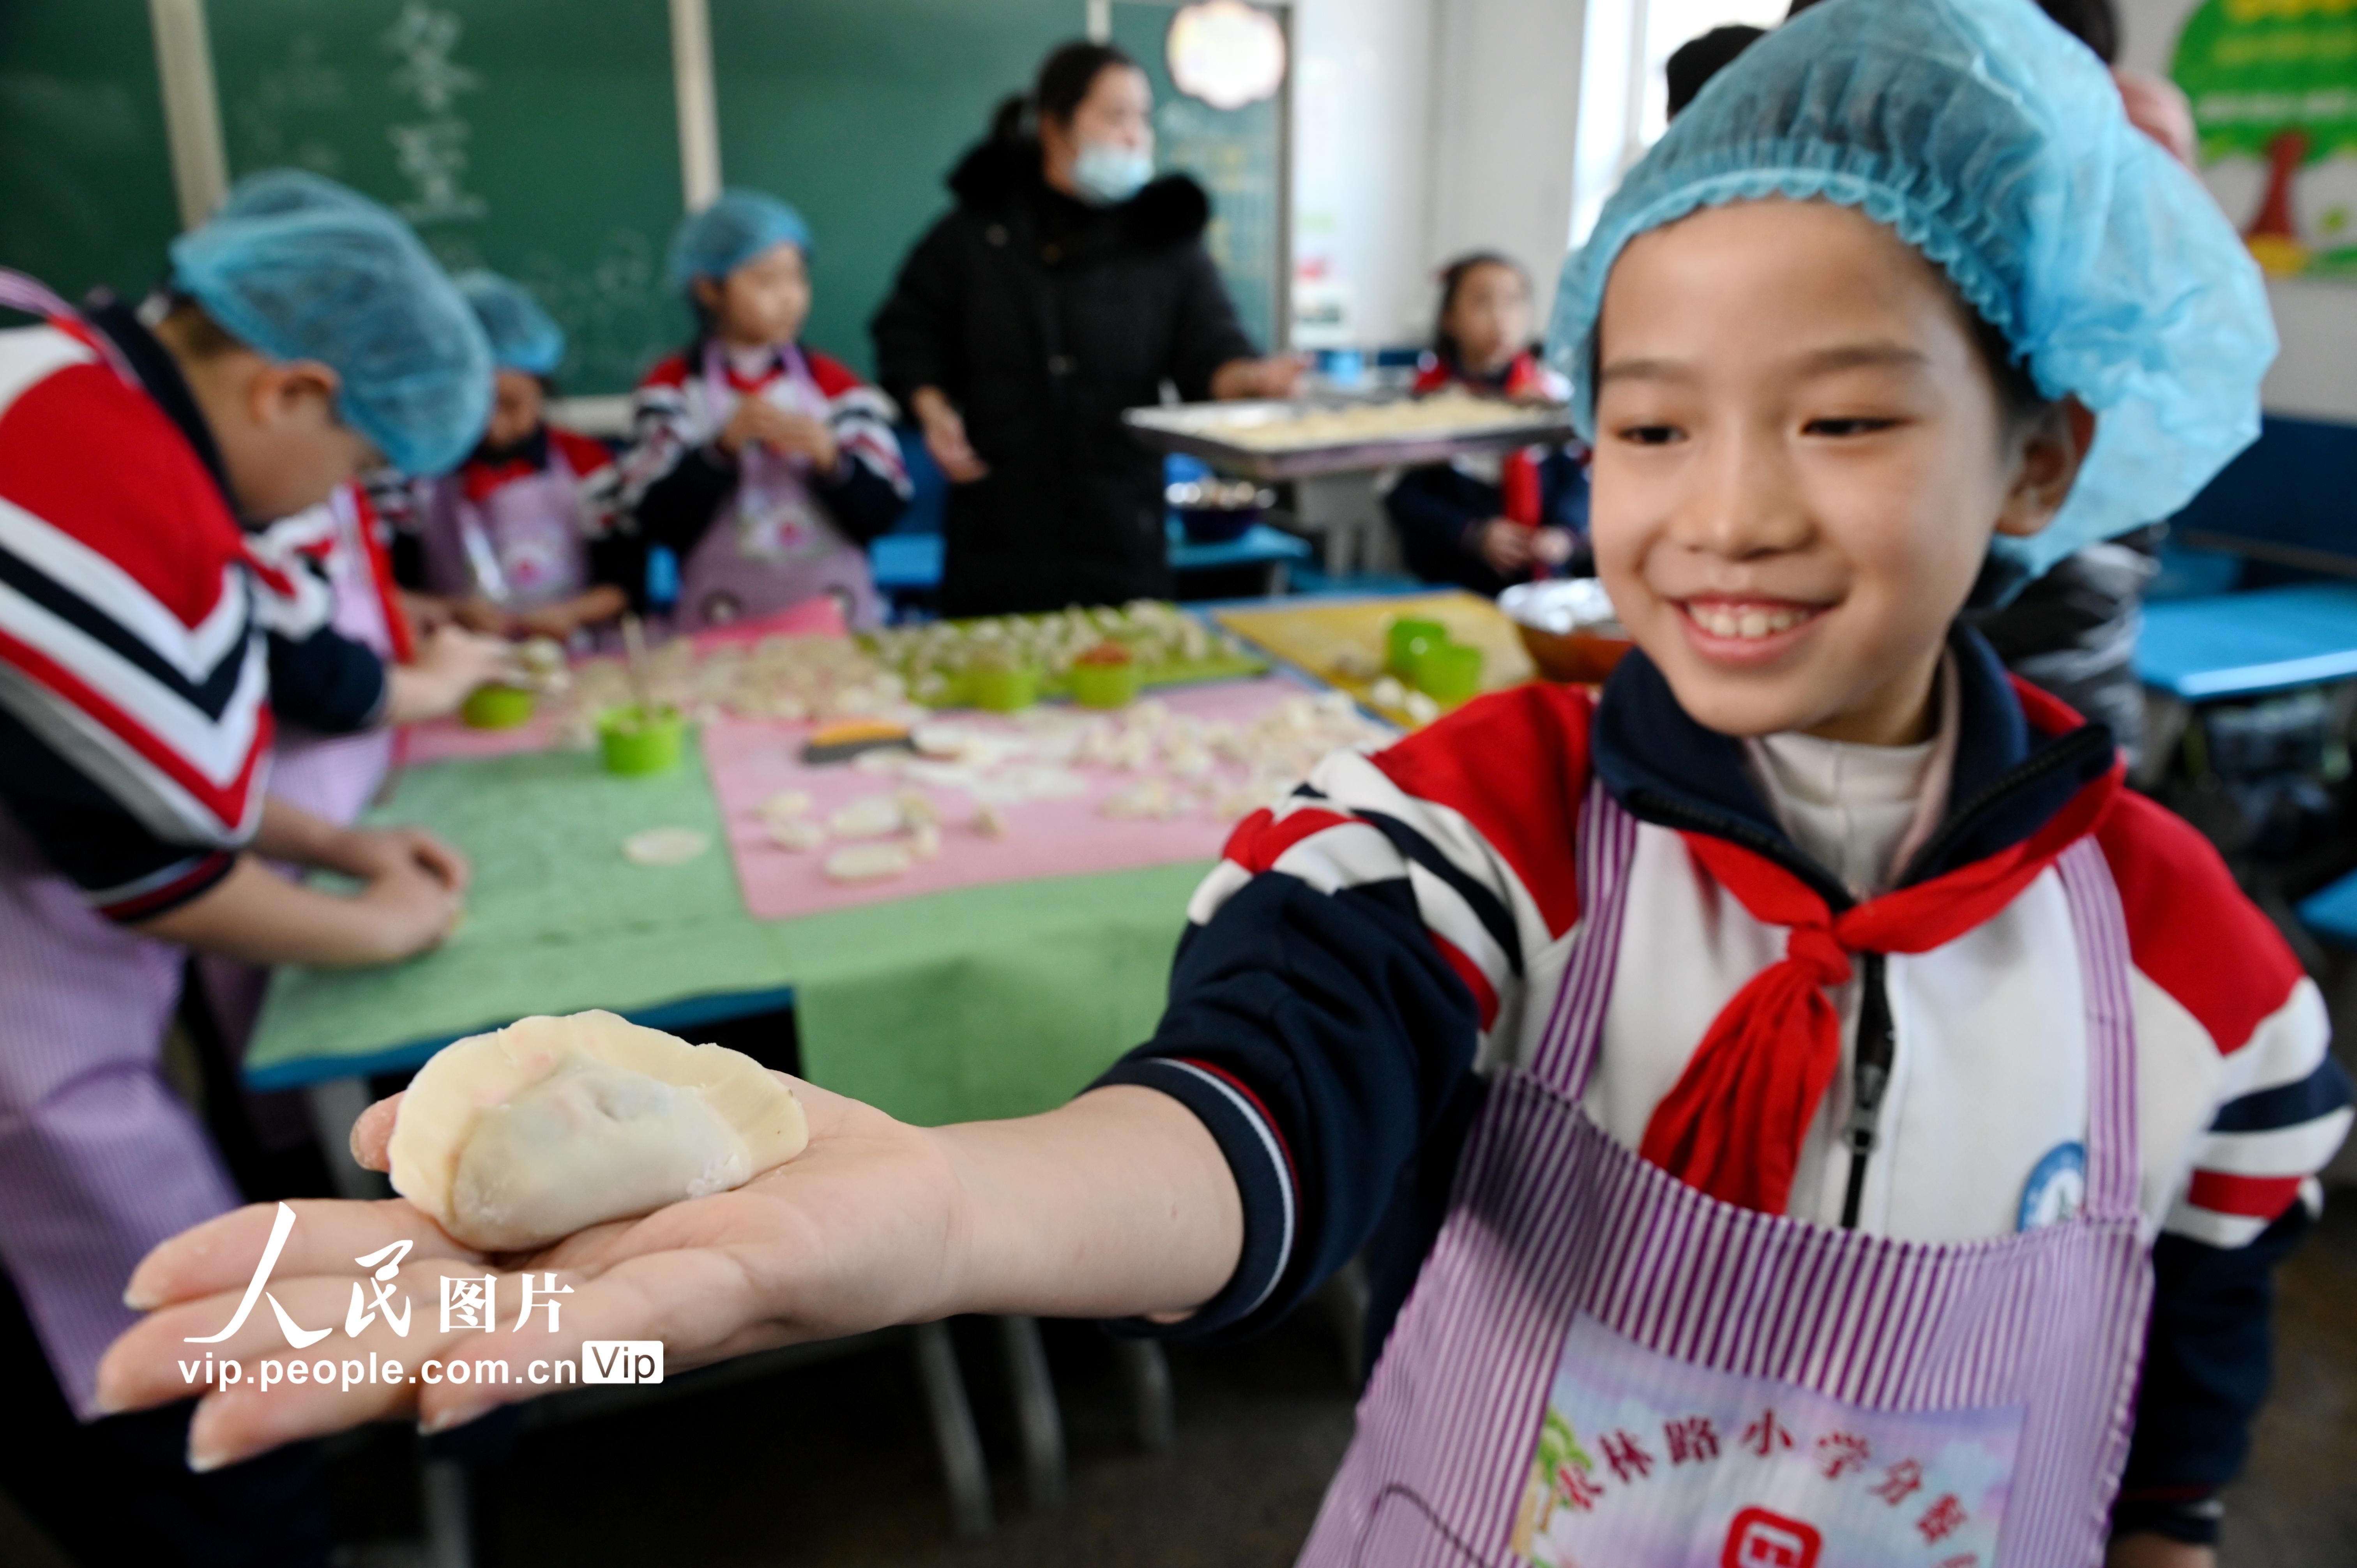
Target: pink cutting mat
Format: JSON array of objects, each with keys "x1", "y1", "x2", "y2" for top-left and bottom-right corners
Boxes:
[
  {"x1": 399, "y1": 599, "x2": 851, "y2": 767},
  {"x1": 706, "y1": 675, "x2": 1315, "y2": 921}
]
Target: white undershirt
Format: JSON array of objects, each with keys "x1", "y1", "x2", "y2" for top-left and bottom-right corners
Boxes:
[{"x1": 1742, "y1": 656, "x2": 1960, "y2": 898}]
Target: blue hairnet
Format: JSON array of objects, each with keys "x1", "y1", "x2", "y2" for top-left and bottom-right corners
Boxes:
[
  {"x1": 214, "y1": 168, "x2": 394, "y2": 223},
  {"x1": 169, "y1": 206, "x2": 492, "y2": 476},
  {"x1": 1548, "y1": 0, "x2": 2275, "y2": 584},
  {"x1": 455, "y1": 269, "x2": 567, "y2": 376},
  {"x1": 666, "y1": 190, "x2": 813, "y2": 294}
]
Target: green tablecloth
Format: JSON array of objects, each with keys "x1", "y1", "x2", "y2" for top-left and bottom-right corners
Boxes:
[{"x1": 246, "y1": 743, "x2": 1208, "y2": 1126}]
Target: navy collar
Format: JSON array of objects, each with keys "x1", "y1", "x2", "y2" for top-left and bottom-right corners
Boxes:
[
  {"x1": 82, "y1": 291, "x2": 242, "y2": 519},
  {"x1": 1590, "y1": 623, "x2": 2117, "y2": 907}
]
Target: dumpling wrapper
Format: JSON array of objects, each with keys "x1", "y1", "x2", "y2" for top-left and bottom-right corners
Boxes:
[{"x1": 389, "y1": 1011, "x2": 808, "y2": 1251}]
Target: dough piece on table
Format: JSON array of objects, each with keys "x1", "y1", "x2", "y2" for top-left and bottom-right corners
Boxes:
[
  {"x1": 760, "y1": 790, "x2": 813, "y2": 820},
  {"x1": 828, "y1": 795, "x2": 905, "y2": 838},
  {"x1": 825, "y1": 842, "x2": 913, "y2": 882},
  {"x1": 388, "y1": 1010, "x2": 808, "y2": 1251},
  {"x1": 767, "y1": 817, "x2": 826, "y2": 851},
  {"x1": 623, "y1": 827, "x2": 711, "y2": 865}
]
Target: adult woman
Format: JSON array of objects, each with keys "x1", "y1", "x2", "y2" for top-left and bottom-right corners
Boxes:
[{"x1": 872, "y1": 41, "x2": 1300, "y2": 615}]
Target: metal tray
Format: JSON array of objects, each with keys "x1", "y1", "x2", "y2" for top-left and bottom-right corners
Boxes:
[{"x1": 1123, "y1": 396, "x2": 1576, "y2": 480}]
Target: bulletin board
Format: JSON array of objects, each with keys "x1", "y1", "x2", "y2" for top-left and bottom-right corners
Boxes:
[
  {"x1": 2173, "y1": 0, "x2": 2357, "y2": 281},
  {"x1": 1111, "y1": 0, "x2": 1291, "y2": 354},
  {"x1": 202, "y1": 0, "x2": 693, "y2": 394}
]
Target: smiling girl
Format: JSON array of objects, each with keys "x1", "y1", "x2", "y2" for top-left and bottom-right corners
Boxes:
[{"x1": 103, "y1": 2, "x2": 2346, "y2": 1563}]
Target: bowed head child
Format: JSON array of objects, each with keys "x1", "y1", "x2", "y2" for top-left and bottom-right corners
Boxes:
[
  {"x1": 403, "y1": 270, "x2": 631, "y2": 645},
  {"x1": 0, "y1": 176, "x2": 498, "y2": 1562},
  {"x1": 106, "y1": 6, "x2": 2349, "y2": 1563}
]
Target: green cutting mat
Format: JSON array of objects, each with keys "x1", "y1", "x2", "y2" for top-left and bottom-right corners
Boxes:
[{"x1": 246, "y1": 744, "x2": 1207, "y2": 1127}]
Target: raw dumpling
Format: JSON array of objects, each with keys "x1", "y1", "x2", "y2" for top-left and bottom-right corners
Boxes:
[{"x1": 388, "y1": 1011, "x2": 808, "y2": 1251}]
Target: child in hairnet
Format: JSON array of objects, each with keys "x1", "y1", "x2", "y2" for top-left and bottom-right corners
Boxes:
[
  {"x1": 403, "y1": 270, "x2": 631, "y2": 643},
  {"x1": 1386, "y1": 251, "x2": 1590, "y2": 596},
  {"x1": 616, "y1": 190, "x2": 909, "y2": 630},
  {"x1": 105, "y1": 3, "x2": 2349, "y2": 1563},
  {"x1": 0, "y1": 179, "x2": 503, "y2": 1563}
]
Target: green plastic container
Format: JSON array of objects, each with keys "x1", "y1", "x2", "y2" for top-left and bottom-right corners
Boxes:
[
  {"x1": 1068, "y1": 657, "x2": 1140, "y2": 709},
  {"x1": 964, "y1": 663, "x2": 1040, "y2": 713},
  {"x1": 1387, "y1": 617, "x2": 1448, "y2": 678},
  {"x1": 1413, "y1": 639, "x2": 1484, "y2": 704},
  {"x1": 597, "y1": 704, "x2": 686, "y2": 775},
  {"x1": 461, "y1": 683, "x2": 536, "y2": 730}
]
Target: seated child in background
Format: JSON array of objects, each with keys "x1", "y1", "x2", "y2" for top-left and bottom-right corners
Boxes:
[
  {"x1": 0, "y1": 177, "x2": 491, "y2": 1564},
  {"x1": 617, "y1": 191, "x2": 910, "y2": 630},
  {"x1": 98, "y1": 6, "x2": 2348, "y2": 1564},
  {"x1": 1385, "y1": 252, "x2": 1590, "y2": 597},
  {"x1": 402, "y1": 270, "x2": 631, "y2": 645}
]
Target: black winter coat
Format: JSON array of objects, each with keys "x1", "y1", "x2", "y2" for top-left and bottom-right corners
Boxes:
[{"x1": 871, "y1": 137, "x2": 1257, "y2": 616}]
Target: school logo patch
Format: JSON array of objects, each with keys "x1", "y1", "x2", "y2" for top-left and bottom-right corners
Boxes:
[{"x1": 2016, "y1": 1141, "x2": 2087, "y2": 1231}]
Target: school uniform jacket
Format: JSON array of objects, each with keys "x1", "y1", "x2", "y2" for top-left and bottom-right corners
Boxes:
[
  {"x1": 0, "y1": 297, "x2": 383, "y2": 915},
  {"x1": 0, "y1": 296, "x2": 389, "y2": 1416},
  {"x1": 1099, "y1": 627, "x2": 2352, "y2": 1540}
]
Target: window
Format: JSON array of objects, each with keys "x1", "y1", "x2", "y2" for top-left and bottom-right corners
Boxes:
[{"x1": 1569, "y1": 0, "x2": 1789, "y2": 245}]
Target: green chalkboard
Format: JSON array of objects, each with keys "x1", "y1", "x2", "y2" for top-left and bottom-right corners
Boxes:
[
  {"x1": 707, "y1": 0, "x2": 1082, "y2": 380},
  {"x1": 206, "y1": 0, "x2": 690, "y2": 394},
  {"x1": 1111, "y1": 0, "x2": 1286, "y2": 353},
  {"x1": 0, "y1": 0, "x2": 183, "y2": 305}
]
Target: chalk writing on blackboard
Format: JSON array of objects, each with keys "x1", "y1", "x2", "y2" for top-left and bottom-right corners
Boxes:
[
  {"x1": 233, "y1": 34, "x2": 349, "y2": 178},
  {"x1": 381, "y1": 2, "x2": 485, "y2": 224}
]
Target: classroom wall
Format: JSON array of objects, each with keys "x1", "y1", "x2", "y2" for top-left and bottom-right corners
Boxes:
[
  {"x1": 2117, "y1": 0, "x2": 2357, "y2": 425},
  {"x1": 1424, "y1": 0, "x2": 1588, "y2": 318},
  {"x1": 1290, "y1": 0, "x2": 1442, "y2": 346}
]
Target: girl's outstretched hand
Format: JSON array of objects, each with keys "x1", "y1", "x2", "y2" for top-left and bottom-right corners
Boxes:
[{"x1": 94, "y1": 1077, "x2": 968, "y2": 1472}]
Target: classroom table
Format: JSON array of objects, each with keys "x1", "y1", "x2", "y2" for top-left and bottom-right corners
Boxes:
[
  {"x1": 2135, "y1": 583, "x2": 2357, "y2": 701},
  {"x1": 866, "y1": 522, "x2": 1313, "y2": 615},
  {"x1": 248, "y1": 699, "x2": 1212, "y2": 1561}
]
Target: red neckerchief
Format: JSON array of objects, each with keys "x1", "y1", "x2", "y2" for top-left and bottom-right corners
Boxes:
[
  {"x1": 1414, "y1": 352, "x2": 1548, "y2": 531},
  {"x1": 347, "y1": 483, "x2": 414, "y2": 664},
  {"x1": 1638, "y1": 682, "x2": 2124, "y2": 1215},
  {"x1": 721, "y1": 350, "x2": 785, "y2": 396}
]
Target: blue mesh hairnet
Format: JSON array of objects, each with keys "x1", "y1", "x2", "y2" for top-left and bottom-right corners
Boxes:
[
  {"x1": 169, "y1": 206, "x2": 492, "y2": 476},
  {"x1": 214, "y1": 168, "x2": 394, "y2": 223},
  {"x1": 666, "y1": 190, "x2": 814, "y2": 294},
  {"x1": 455, "y1": 269, "x2": 567, "y2": 376},
  {"x1": 1548, "y1": 0, "x2": 2275, "y2": 584}
]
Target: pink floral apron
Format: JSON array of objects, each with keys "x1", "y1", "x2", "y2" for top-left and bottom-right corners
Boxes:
[
  {"x1": 429, "y1": 444, "x2": 595, "y2": 611},
  {"x1": 678, "y1": 343, "x2": 879, "y2": 631},
  {"x1": 1299, "y1": 786, "x2": 2152, "y2": 1568}
]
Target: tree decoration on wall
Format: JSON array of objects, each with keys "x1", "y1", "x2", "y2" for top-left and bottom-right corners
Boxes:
[{"x1": 2173, "y1": 0, "x2": 2357, "y2": 279}]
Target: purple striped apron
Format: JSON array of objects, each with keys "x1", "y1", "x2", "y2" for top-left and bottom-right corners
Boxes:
[
  {"x1": 1299, "y1": 787, "x2": 2151, "y2": 1568},
  {"x1": 0, "y1": 813, "x2": 244, "y2": 1419}
]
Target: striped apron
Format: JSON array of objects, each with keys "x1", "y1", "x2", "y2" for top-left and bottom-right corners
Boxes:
[{"x1": 1299, "y1": 787, "x2": 2152, "y2": 1568}]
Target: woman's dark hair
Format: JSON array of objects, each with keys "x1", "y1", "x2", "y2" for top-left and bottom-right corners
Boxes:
[
  {"x1": 1785, "y1": 0, "x2": 2115, "y2": 62},
  {"x1": 989, "y1": 40, "x2": 1140, "y2": 143},
  {"x1": 1431, "y1": 251, "x2": 1528, "y2": 367}
]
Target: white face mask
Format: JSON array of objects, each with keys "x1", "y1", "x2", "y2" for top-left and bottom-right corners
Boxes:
[{"x1": 1072, "y1": 140, "x2": 1154, "y2": 206}]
